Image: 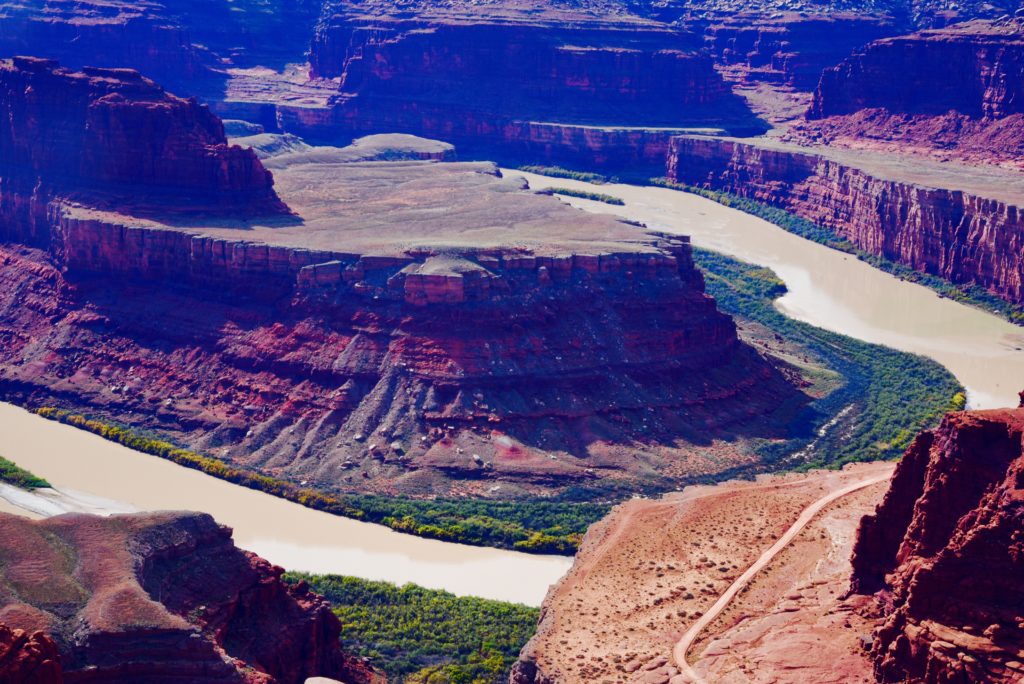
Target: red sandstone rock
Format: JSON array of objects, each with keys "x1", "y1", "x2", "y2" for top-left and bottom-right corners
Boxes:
[
  {"x1": 0, "y1": 625, "x2": 63, "y2": 684},
  {"x1": 666, "y1": 135, "x2": 1024, "y2": 306},
  {"x1": 0, "y1": 511, "x2": 378, "y2": 684},
  {"x1": 0, "y1": 56, "x2": 284, "y2": 216},
  {"x1": 808, "y1": 20, "x2": 1024, "y2": 120},
  {"x1": 850, "y1": 406, "x2": 1024, "y2": 682}
]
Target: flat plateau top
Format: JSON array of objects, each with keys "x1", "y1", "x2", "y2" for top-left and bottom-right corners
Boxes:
[
  {"x1": 701, "y1": 135, "x2": 1024, "y2": 207},
  {"x1": 68, "y1": 140, "x2": 661, "y2": 259}
]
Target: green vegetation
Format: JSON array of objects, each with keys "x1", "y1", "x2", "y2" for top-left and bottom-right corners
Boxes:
[
  {"x1": 31, "y1": 408, "x2": 604, "y2": 554},
  {"x1": 694, "y1": 247, "x2": 963, "y2": 467},
  {"x1": 652, "y1": 178, "x2": 1024, "y2": 325},
  {"x1": 516, "y1": 164, "x2": 610, "y2": 184},
  {"x1": 544, "y1": 187, "x2": 624, "y2": 205},
  {"x1": 285, "y1": 573, "x2": 538, "y2": 683},
  {"x1": 0, "y1": 455, "x2": 49, "y2": 490}
]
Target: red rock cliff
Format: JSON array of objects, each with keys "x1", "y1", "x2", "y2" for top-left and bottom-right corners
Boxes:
[
  {"x1": 850, "y1": 406, "x2": 1024, "y2": 682},
  {"x1": 808, "y1": 20, "x2": 1024, "y2": 120},
  {"x1": 666, "y1": 136, "x2": 1024, "y2": 305},
  {"x1": 0, "y1": 56, "x2": 284, "y2": 218},
  {"x1": 0, "y1": 511, "x2": 378, "y2": 684},
  {"x1": 0, "y1": 625, "x2": 63, "y2": 684}
]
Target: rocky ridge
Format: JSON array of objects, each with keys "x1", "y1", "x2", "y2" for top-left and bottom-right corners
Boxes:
[
  {"x1": 0, "y1": 57, "x2": 284, "y2": 219},
  {"x1": 0, "y1": 511, "x2": 376, "y2": 683},
  {"x1": 850, "y1": 402, "x2": 1024, "y2": 682}
]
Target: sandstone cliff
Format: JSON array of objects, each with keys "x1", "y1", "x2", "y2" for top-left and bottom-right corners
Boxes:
[
  {"x1": 791, "y1": 20, "x2": 1024, "y2": 167},
  {"x1": 850, "y1": 404, "x2": 1024, "y2": 682},
  {"x1": 809, "y1": 20, "x2": 1024, "y2": 120},
  {"x1": 667, "y1": 136, "x2": 1024, "y2": 306},
  {"x1": 0, "y1": 511, "x2": 377, "y2": 683},
  {"x1": 0, "y1": 57, "x2": 284, "y2": 218},
  {"x1": 0, "y1": 63, "x2": 808, "y2": 497}
]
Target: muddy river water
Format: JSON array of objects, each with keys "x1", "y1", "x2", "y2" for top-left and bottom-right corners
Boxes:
[
  {"x1": 2, "y1": 177, "x2": 1021, "y2": 605},
  {"x1": 510, "y1": 171, "x2": 1024, "y2": 410}
]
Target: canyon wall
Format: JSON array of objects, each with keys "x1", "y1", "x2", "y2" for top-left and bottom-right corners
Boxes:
[
  {"x1": 850, "y1": 404, "x2": 1024, "y2": 682},
  {"x1": 0, "y1": 57, "x2": 284, "y2": 218},
  {"x1": 704, "y1": 13, "x2": 897, "y2": 89},
  {"x1": 0, "y1": 511, "x2": 377, "y2": 683},
  {"x1": 808, "y1": 21, "x2": 1024, "y2": 119},
  {"x1": 667, "y1": 136, "x2": 1024, "y2": 305}
]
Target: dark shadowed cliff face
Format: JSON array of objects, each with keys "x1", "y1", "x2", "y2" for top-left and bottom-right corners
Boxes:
[
  {"x1": 809, "y1": 21, "x2": 1024, "y2": 120},
  {"x1": 0, "y1": 57, "x2": 284, "y2": 217},
  {"x1": 0, "y1": 511, "x2": 378, "y2": 684},
  {"x1": 850, "y1": 406, "x2": 1024, "y2": 683}
]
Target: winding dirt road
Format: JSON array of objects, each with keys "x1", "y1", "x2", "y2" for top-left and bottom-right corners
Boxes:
[{"x1": 671, "y1": 471, "x2": 893, "y2": 683}]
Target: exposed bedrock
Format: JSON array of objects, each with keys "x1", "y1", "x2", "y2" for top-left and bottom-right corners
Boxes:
[
  {"x1": 850, "y1": 404, "x2": 1024, "y2": 682},
  {"x1": 0, "y1": 0, "x2": 324, "y2": 93},
  {"x1": 704, "y1": 12, "x2": 898, "y2": 89},
  {"x1": 0, "y1": 57, "x2": 284, "y2": 218},
  {"x1": 0, "y1": 625, "x2": 63, "y2": 684},
  {"x1": 666, "y1": 136, "x2": 1024, "y2": 305},
  {"x1": 0, "y1": 511, "x2": 378, "y2": 683},
  {"x1": 808, "y1": 20, "x2": 1024, "y2": 120}
]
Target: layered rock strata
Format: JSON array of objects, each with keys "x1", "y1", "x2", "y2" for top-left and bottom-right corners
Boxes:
[
  {"x1": 0, "y1": 57, "x2": 284, "y2": 219},
  {"x1": 850, "y1": 405, "x2": 1024, "y2": 682},
  {"x1": 791, "y1": 20, "x2": 1024, "y2": 167},
  {"x1": 0, "y1": 62, "x2": 807, "y2": 496},
  {"x1": 667, "y1": 135, "x2": 1024, "y2": 305},
  {"x1": 0, "y1": 511, "x2": 376, "y2": 683}
]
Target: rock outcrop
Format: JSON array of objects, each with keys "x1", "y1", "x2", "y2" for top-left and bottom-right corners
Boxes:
[
  {"x1": 850, "y1": 405, "x2": 1024, "y2": 682},
  {"x1": 792, "y1": 20, "x2": 1024, "y2": 167},
  {"x1": 666, "y1": 135, "x2": 1024, "y2": 305},
  {"x1": 0, "y1": 57, "x2": 285, "y2": 219},
  {"x1": 704, "y1": 12, "x2": 897, "y2": 89},
  {"x1": 808, "y1": 20, "x2": 1024, "y2": 120},
  {"x1": 0, "y1": 67, "x2": 808, "y2": 497},
  {"x1": 0, "y1": 625, "x2": 63, "y2": 684},
  {"x1": 0, "y1": 511, "x2": 377, "y2": 683}
]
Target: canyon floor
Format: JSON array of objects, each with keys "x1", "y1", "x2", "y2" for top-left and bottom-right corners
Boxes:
[{"x1": 514, "y1": 462, "x2": 893, "y2": 683}]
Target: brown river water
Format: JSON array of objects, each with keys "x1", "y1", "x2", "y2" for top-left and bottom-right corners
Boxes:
[{"x1": 2, "y1": 177, "x2": 1021, "y2": 604}]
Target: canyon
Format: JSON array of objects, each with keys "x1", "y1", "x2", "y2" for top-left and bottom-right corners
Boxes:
[
  {"x1": 512, "y1": 401, "x2": 1024, "y2": 684},
  {"x1": 666, "y1": 135, "x2": 1024, "y2": 307},
  {"x1": 0, "y1": 510, "x2": 377, "y2": 683},
  {"x1": 0, "y1": 57, "x2": 810, "y2": 499}
]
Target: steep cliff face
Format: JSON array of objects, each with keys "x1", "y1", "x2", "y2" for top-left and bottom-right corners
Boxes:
[
  {"x1": 0, "y1": 57, "x2": 283, "y2": 218},
  {"x1": 792, "y1": 21, "x2": 1024, "y2": 166},
  {"x1": 0, "y1": 0, "x2": 324, "y2": 93},
  {"x1": 298, "y1": 6, "x2": 765, "y2": 167},
  {"x1": 0, "y1": 511, "x2": 377, "y2": 683},
  {"x1": 809, "y1": 21, "x2": 1024, "y2": 119},
  {"x1": 704, "y1": 12, "x2": 897, "y2": 89},
  {"x1": 850, "y1": 406, "x2": 1024, "y2": 682},
  {"x1": 667, "y1": 136, "x2": 1024, "y2": 305}
]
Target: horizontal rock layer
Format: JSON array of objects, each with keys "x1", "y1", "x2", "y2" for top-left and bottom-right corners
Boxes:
[
  {"x1": 0, "y1": 57, "x2": 283, "y2": 217},
  {"x1": 0, "y1": 511, "x2": 376, "y2": 683},
  {"x1": 809, "y1": 20, "x2": 1024, "y2": 119},
  {"x1": 850, "y1": 404, "x2": 1024, "y2": 682},
  {"x1": 667, "y1": 136, "x2": 1024, "y2": 305}
]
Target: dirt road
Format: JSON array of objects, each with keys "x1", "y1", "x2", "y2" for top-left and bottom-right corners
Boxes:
[{"x1": 671, "y1": 471, "x2": 893, "y2": 683}]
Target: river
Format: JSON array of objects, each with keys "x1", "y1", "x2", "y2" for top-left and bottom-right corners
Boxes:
[
  {"x1": 507, "y1": 171, "x2": 1024, "y2": 410},
  {"x1": 2, "y1": 176, "x2": 1021, "y2": 606},
  {"x1": 0, "y1": 402, "x2": 570, "y2": 605}
]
